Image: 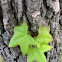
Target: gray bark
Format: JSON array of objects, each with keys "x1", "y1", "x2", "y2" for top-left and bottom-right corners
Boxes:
[{"x1": 0, "y1": 0, "x2": 62, "y2": 62}]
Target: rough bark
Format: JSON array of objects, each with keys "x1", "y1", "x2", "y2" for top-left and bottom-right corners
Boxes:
[{"x1": 0, "y1": 0, "x2": 62, "y2": 62}]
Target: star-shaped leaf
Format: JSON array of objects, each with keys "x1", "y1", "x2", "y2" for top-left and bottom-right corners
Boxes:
[
  {"x1": 27, "y1": 45, "x2": 52, "y2": 62},
  {"x1": 35, "y1": 26, "x2": 53, "y2": 45},
  {"x1": 9, "y1": 22, "x2": 35, "y2": 55}
]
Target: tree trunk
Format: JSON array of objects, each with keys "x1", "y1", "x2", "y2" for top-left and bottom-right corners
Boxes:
[{"x1": 0, "y1": 0, "x2": 62, "y2": 62}]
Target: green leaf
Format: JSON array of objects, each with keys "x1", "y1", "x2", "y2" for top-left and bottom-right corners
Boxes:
[
  {"x1": 9, "y1": 22, "x2": 35, "y2": 55},
  {"x1": 27, "y1": 45, "x2": 52, "y2": 62},
  {"x1": 27, "y1": 47, "x2": 46, "y2": 62},
  {"x1": 35, "y1": 26, "x2": 53, "y2": 45}
]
